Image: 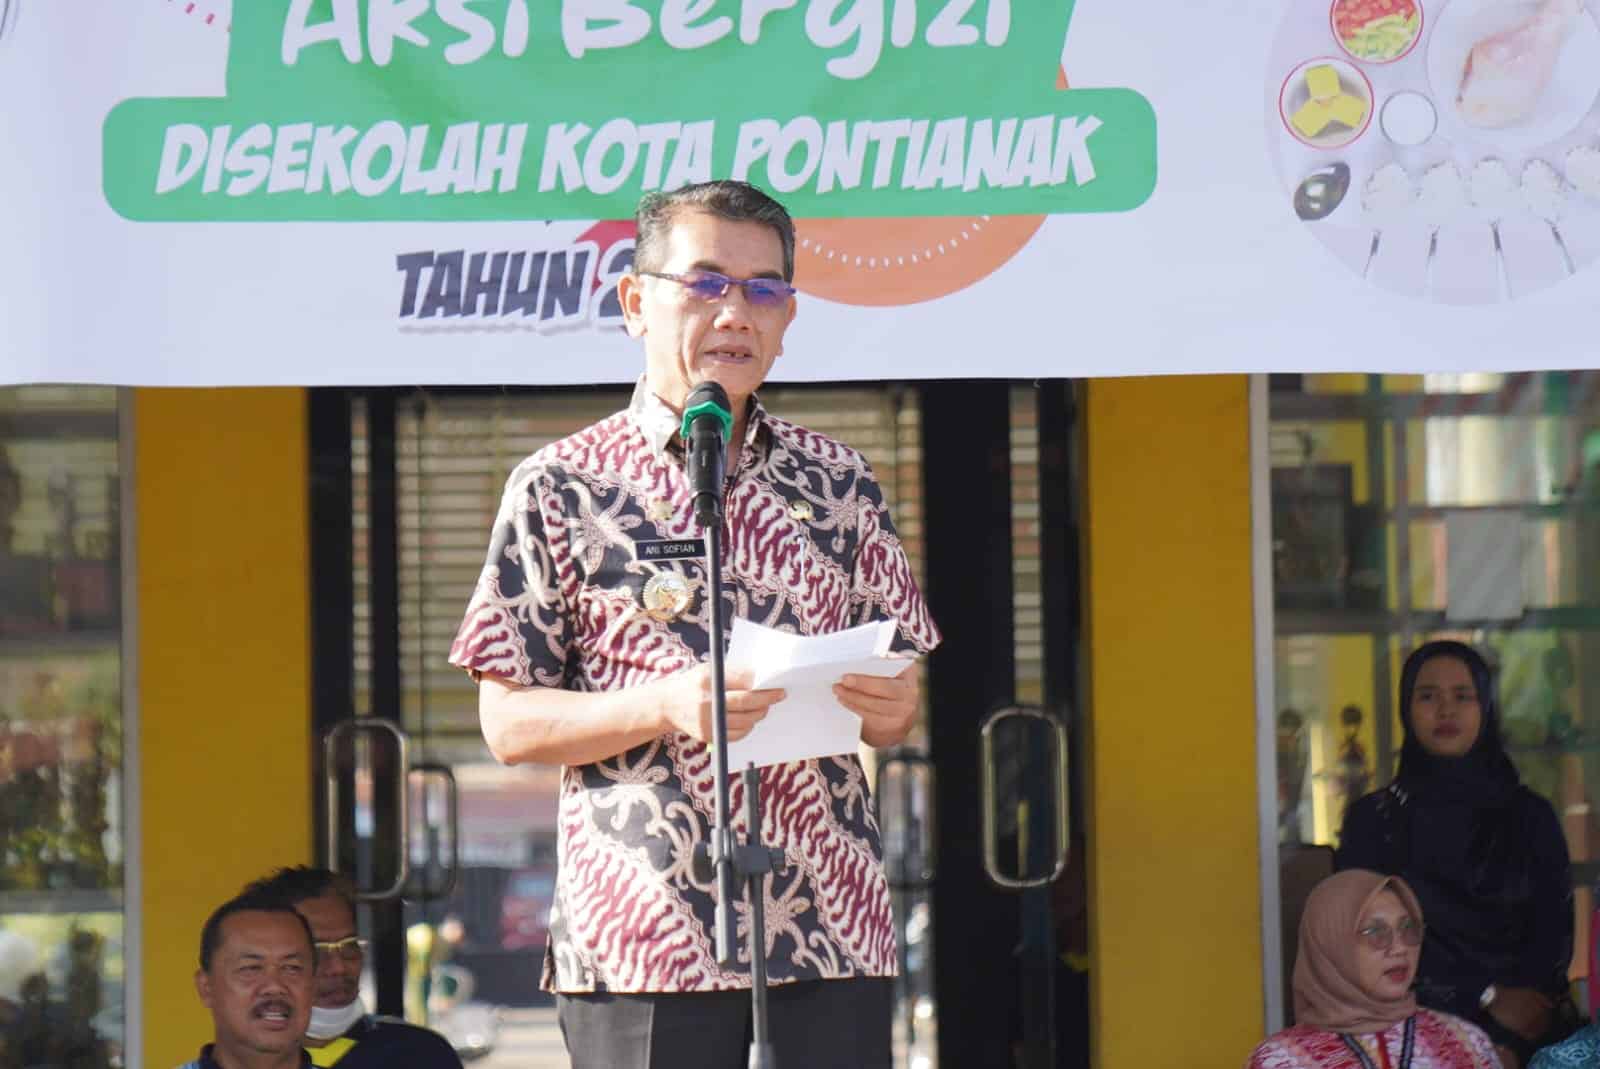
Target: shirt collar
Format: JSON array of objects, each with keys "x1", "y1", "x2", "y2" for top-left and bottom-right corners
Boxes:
[
  {"x1": 627, "y1": 377, "x2": 768, "y2": 464},
  {"x1": 198, "y1": 1044, "x2": 314, "y2": 1069}
]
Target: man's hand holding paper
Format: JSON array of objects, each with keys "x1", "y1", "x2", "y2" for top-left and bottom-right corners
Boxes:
[
  {"x1": 723, "y1": 619, "x2": 920, "y2": 768},
  {"x1": 653, "y1": 662, "x2": 786, "y2": 746},
  {"x1": 834, "y1": 659, "x2": 921, "y2": 748}
]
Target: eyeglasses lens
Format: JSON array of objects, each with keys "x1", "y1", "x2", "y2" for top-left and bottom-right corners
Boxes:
[
  {"x1": 741, "y1": 280, "x2": 791, "y2": 306},
  {"x1": 1361, "y1": 922, "x2": 1422, "y2": 950},
  {"x1": 315, "y1": 938, "x2": 366, "y2": 963},
  {"x1": 680, "y1": 273, "x2": 790, "y2": 307},
  {"x1": 685, "y1": 275, "x2": 733, "y2": 301}
]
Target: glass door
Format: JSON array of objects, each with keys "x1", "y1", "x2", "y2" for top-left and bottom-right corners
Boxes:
[
  {"x1": 375, "y1": 388, "x2": 618, "y2": 1053},
  {"x1": 1266, "y1": 371, "x2": 1600, "y2": 1019},
  {"x1": 917, "y1": 381, "x2": 1087, "y2": 1069}
]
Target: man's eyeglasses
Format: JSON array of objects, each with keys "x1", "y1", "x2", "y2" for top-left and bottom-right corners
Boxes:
[
  {"x1": 313, "y1": 937, "x2": 369, "y2": 963},
  {"x1": 639, "y1": 270, "x2": 796, "y2": 307},
  {"x1": 1357, "y1": 919, "x2": 1423, "y2": 951}
]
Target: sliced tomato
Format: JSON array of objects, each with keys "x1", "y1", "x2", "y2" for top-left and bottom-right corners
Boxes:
[{"x1": 1333, "y1": 0, "x2": 1417, "y2": 40}]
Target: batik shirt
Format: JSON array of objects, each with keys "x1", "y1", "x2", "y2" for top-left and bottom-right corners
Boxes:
[
  {"x1": 1246, "y1": 1011, "x2": 1499, "y2": 1069},
  {"x1": 1531, "y1": 1023, "x2": 1600, "y2": 1069},
  {"x1": 448, "y1": 381, "x2": 941, "y2": 993}
]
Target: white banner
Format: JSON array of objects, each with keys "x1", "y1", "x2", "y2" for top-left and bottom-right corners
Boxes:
[{"x1": 4, "y1": 0, "x2": 1600, "y2": 385}]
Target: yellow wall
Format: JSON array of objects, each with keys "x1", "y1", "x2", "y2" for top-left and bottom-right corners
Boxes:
[
  {"x1": 1083, "y1": 376, "x2": 1261, "y2": 1066},
  {"x1": 135, "y1": 389, "x2": 312, "y2": 1068}
]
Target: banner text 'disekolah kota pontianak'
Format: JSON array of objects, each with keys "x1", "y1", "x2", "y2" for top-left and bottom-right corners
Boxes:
[{"x1": 102, "y1": 0, "x2": 1158, "y2": 221}]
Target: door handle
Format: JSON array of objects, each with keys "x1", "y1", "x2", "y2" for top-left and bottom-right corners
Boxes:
[
  {"x1": 875, "y1": 748, "x2": 936, "y2": 891},
  {"x1": 979, "y1": 706, "x2": 1070, "y2": 891},
  {"x1": 323, "y1": 718, "x2": 411, "y2": 902},
  {"x1": 409, "y1": 762, "x2": 460, "y2": 902}
]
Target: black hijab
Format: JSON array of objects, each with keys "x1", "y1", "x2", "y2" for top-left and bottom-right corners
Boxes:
[
  {"x1": 1393, "y1": 640, "x2": 1521, "y2": 807},
  {"x1": 1391, "y1": 640, "x2": 1534, "y2": 913},
  {"x1": 1359, "y1": 642, "x2": 1572, "y2": 1014}
]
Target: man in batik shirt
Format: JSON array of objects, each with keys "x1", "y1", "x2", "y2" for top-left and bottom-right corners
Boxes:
[{"x1": 448, "y1": 179, "x2": 940, "y2": 1069}]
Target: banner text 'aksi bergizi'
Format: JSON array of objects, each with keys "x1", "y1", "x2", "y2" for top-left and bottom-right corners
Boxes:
[{"x1": 103, "y1": 0, "x2": 1157, "y2": 221}]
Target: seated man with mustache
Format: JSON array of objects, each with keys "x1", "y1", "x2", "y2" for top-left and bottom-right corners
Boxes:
[
  {"x1": 179, "y1": 891, "x2": 317, "y2": 1069},
  {"x1": 243, "y1": 867, "x2": 461, "y2": 1069}
]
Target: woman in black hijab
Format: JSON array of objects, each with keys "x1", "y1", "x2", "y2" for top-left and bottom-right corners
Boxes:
[{"x1": 1336, "y1": 640, "x2": 1573, "y2": 1069}]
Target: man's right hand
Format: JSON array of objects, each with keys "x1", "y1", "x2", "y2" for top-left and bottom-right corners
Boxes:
[{"x1": 655, "y1": 664, "x2": 785, "y2": 744}]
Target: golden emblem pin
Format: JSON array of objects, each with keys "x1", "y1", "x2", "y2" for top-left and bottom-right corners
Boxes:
[
  {"x1": 787, "y1": 500, "x2": 814, "y2": 522},
  {"x1": 648, "y1": 499, "x2": 675, "y2": 523},
  {"x1": 642, "y1": 572, "x2": 693, "y2": 622}
]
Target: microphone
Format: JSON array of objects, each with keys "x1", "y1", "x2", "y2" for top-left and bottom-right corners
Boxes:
[{"x1": 681, "y1": 382, "x2": 733, "y2": 528}]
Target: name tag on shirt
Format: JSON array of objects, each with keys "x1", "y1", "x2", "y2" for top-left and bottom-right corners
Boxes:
[{"x1": 634, "y1": 538, "x2": 707, "y2": 562}]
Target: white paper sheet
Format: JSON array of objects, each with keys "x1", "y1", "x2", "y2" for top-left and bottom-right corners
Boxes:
[{"x1": 722, "y1": 618, "x2": 904, "y2": 770}]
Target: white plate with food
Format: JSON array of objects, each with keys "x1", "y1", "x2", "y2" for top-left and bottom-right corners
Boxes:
[{"x1": 1427, "y1": 0, "x2": 1600, "y2": 154}]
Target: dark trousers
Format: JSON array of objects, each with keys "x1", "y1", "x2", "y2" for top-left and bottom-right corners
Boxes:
[{"x1": 556, "y1": 977, "x2": 894, "y2": 1069}]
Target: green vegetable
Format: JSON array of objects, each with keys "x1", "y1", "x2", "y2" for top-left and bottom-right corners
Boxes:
[{"x1": 1343, "y1": 11, "x2": 1421, "y2": 60}]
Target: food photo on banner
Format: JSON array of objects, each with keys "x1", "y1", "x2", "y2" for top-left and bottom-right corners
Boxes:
[
  {"x1": 1268, "y1": 0, "x2": 1600, "y2": 304},
  {"x1": 2, "y1": 0, "x2": 1599, "y2": 385}
]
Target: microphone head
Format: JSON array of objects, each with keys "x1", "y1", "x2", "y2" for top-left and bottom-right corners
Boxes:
[
  {"x1": 681, "y1": 381, "x2": 733, "y2": 441},
  {"x1": 685, "y1": 381, "x2": 731, "y2": 413}
]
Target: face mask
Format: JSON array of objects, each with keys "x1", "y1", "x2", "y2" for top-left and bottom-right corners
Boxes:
[{"x1": 305, "y1": 997, "x2": 367, "y2": 1041}]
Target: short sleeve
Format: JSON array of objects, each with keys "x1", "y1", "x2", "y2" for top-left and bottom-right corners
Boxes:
[
  {"x1": 1243, "y1": 1035, "x2": 1295, "y2": 1069},
  {"x1": 1456, "y1": 1015, "x2": 1503, "y2": 1069},
  {"x1": 848, "y1": 462, "x2": 941, "y2": 656},
  {"x1": 447, "y1": 459, "x2": 572, "y2": 688}
]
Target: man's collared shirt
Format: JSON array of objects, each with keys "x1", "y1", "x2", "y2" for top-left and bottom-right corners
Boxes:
[
  {"x1": 304, "y1": 1015, "x2": 461, "y2": 1069},
  {"x1": 449, "y1": 381, "x2": 941, "y2": 993},
  {"x1": 177, "y1": 1044, "x2": 313, "y2": 1069}
]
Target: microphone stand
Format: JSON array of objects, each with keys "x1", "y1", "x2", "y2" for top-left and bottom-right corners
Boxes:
[{"x1": 696, "y1": 443, "x2": 781, "y2": 1069}]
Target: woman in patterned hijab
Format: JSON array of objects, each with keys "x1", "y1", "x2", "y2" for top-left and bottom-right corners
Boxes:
[{"x1": 1246, "y1": 870, "x2": 1499, "y2": 1068}]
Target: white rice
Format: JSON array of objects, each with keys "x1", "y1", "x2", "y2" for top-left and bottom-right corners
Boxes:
[
  {"x1": 1363, "y1": 163, "x2": 1415, "y2": 225},
  {"x1": 1566, "y1": 145, "x2": 1600, "y2": 199},
  {"x1": 1417, "y1": 162, "x2": 1470, "y2": 227},
  {"x1": 1469, "y1": 158, "x2": 1519, "y2": 220},
  {"x1": 1522, "y1": 159, "x2": 1568, "y2": 221}
]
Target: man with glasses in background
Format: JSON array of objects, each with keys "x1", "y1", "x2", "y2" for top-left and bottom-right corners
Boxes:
[
  {"x1": 244, "y1": 868, "x2": 461, "y2": 1069},
  {"x1": 449, "y1": 179, "x2": 941, "y2": 1068}
]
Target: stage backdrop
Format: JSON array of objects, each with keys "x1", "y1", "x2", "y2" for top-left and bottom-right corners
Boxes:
[{"x1": 4, "y1": 0, "x2": 1600, "y2": 385}]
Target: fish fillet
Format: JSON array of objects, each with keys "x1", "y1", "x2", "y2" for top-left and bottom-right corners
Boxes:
[{"x1": 1457, "y1": 0, "x2": 1584, "y2": 128}]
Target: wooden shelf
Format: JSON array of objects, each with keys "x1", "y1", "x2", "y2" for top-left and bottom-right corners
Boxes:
[
  {"x1": 1276, "y1": 607, "x2": 1600, "y2": 636},
  {"x1": 0, "y1": 889, "x2": 122, "y2": 915},
  {"x1": 0, "y1": 407, "x2": 119, "y2": 440},
  {"x1": 1508, "y1": 742, "x2": 1600, "y2": 756},
  {"x1": 0, "y1": 630, "x2": 121, "y2": 658},
  {"x1": 1270, "y1": 389, "x2": 1592, "y2": 422}
]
